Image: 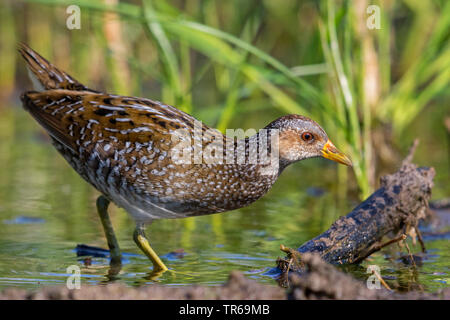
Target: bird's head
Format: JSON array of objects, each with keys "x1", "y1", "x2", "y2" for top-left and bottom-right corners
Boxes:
[{"x1": 265, "y1": 115, "x2": 352, "y2": 167}]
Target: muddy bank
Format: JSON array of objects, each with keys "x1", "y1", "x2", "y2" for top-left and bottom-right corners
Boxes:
[
  {"x1": 287, "y1": 253, "x2": 449, "y2": 300},
  {"x1": 0, "y1": 271, "x2": 284, "y2": 300}
]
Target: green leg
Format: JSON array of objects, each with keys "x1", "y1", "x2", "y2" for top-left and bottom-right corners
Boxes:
[
  {"x1": 96, "y1": 195, "x2": 122, "y2": 265},
  {"x1": 133, "y1": 223, "x2": 168, "y2": 272}
]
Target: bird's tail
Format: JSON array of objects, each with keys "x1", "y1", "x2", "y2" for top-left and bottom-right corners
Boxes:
[{"x1": 18, "y1": 43, "x2": 91, "y2": 91}]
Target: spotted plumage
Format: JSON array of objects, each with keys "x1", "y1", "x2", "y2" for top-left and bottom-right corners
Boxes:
[
  {"x1": 18, "y1": 44, "x2": 351, "y2": 271},
  {"x1": 21, "y1": 87, "x2": 281, "y2": 221}
]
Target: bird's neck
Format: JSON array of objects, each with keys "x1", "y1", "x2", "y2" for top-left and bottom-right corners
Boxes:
[{"x1": 240, "y1": 128, "x2": 288, "y2": 177}]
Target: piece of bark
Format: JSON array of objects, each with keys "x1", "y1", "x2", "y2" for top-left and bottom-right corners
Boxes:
[{"x1": 279, "y1": 140, "x2": 435, "y2": 268}]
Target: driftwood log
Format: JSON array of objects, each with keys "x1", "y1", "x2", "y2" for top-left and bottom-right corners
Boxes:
[{"x1": 278, "y1": 141, "x2": 435, "y2": 276}]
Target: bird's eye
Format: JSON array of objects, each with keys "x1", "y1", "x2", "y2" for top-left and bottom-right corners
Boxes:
[{"x1": 301, "y1": 132, "x2": 314, "y2": 142}]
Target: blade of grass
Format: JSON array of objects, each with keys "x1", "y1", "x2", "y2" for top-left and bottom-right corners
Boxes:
[{"x1": 142, "y1": 0, "x2": 183, "y2": 109}]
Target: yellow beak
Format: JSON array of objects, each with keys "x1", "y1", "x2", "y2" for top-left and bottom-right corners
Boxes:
[{"x1": 321, "y1": 140, "x2": 352, "y2": 167}]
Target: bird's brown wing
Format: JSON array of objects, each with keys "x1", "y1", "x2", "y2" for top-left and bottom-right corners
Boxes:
[{"x1": 21, "y1": 89, "x2": 205, "y2": 154}]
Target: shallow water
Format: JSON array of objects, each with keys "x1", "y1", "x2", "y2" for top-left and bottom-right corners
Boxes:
[{"x1": 0, "y1": 107, "x2": 448, "y2": 292}]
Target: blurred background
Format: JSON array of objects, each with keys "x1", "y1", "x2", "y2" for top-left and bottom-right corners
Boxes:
[{"x1": 0, "y1": 0, "x2": 448, "y2": 291}]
